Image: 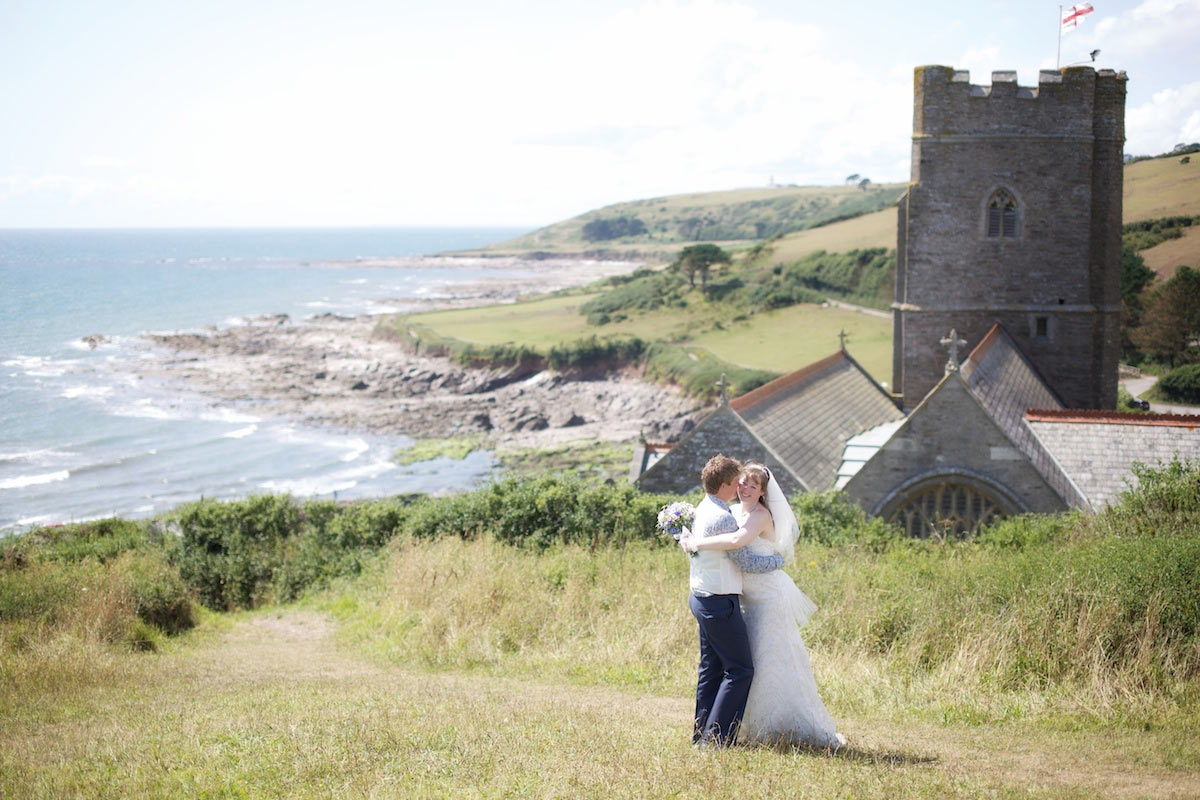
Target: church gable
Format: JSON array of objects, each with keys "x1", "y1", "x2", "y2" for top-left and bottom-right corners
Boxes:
[
  {"x1": 842, "y1": 372, "x2": 1069, "y2": 535},
  {"x1": 960, "y1": 324, "x2": 1089, "y2": 510},
  {"x1": 634, "y1": 404, "x2": 805, "y2": 496},
  {"x1": 730, "y1": 350, "x2": 903, "y2": 491}
]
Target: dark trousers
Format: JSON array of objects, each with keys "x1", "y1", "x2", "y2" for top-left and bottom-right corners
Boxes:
[{"x1": 689, "y1": 592, "x2": 754, "y2": 746}]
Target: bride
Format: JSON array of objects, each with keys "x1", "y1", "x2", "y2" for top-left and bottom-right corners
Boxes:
[{"x1": 700, "y1": 462, "x2": 846, "y2": 748}]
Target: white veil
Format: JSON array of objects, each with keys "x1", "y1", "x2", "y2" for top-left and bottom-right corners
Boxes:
[{"x1": 764, "y1": 467, "x2": 799, "y2": 563}]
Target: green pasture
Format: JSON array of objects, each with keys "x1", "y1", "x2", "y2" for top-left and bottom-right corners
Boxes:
[
  {"x1": 689, "y1": 304, "x2": 892, "y2": 381},
  {"x1": 402, "y1": 293, "x2": 893, "y2": 383}
]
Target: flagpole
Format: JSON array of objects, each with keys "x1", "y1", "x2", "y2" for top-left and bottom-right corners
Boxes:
[{"x1": 1056, "y1": 5, "x2": 1062, "y2": 68}]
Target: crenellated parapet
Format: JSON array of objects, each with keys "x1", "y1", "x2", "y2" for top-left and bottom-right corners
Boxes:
[{"x1": 913, "y1": 65, "x2": 1127, "y2": 140}]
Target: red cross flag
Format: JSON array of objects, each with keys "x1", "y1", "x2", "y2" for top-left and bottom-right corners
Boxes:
[{"x1": 1062, "y1": 2, "x2": 1095, "y2": 30}]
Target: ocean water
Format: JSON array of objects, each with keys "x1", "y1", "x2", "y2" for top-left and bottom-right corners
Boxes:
[{"x1": 0, "y1": 227, "x2": 530, "y2": 533}]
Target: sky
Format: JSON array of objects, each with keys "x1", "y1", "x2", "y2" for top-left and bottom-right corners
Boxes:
[{"x1": 1, "y1": 0, "x2": 1198, "y2": 228}]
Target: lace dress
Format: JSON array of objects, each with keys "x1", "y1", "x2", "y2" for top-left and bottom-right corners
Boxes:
[{"x1": 738, "y1": 538, "x2": 845, "y2": 748}]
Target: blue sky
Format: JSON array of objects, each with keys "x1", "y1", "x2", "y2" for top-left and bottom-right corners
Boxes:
[{"x1": 2, "y1": 0, "x2": 1197, "y2": 228}]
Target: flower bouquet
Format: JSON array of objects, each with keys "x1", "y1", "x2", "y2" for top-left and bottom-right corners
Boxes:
[{"x1": 656, "y1": 501, "x2": 695, "y2": 543}]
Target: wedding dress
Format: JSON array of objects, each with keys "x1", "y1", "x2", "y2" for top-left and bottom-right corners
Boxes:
[{"x1": 734, "y1": 488, "x2": 845, "y2": 749}]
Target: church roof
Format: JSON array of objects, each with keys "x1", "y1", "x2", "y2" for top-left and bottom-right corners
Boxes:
[
  {"x1": 633, "y1": 404, "x2": 806, "y2": 496},
  {"x1": 960, "y1": 324, "x2": 1089, "y2": 509},
  {"x1": 730, "y1": 350, "x2": 903, "y2": 491},
  {"x1": 1026, "y1": 410, "x2": 1200, "y2": 508}
]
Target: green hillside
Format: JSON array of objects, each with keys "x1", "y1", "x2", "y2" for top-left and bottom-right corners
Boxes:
[
  {"x1": 462, "y1": 183, "x2": 907, "y2": 258},
  {"x1": 403, "y1": 154, "x2": 1198, "y2": 400}
]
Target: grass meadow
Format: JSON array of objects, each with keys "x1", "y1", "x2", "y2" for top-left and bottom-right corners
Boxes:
[
  {"x1": 1142, "y1": 225, "x2": 1200, "y2": 279},
  {"x1": 2, "y1": 465, "x2": 1199, "y2": 798},
  {"x1": 1123, "y1": 156, "x2": 1200, "y2": 223},
  {"x1": 403, "y1": 296, "x2": 893, "y2": 383}
]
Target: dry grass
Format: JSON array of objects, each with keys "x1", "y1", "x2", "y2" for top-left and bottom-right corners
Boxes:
[
  {"x1": 1123, "y1": 157, "x2": 1200, "y2": 222},
  {"x1": 4, "y1": 604, "x2": 1198, "y2": 799},
  {"x1": 1141, "y1": 225, "x2": 1200, "y2": 277},
  {"x1": 5, "y1": 535, "x2": 1198, "y2": 798},
  {"x1": 760, "y1": 208, "x2": 897, "y2": 263}
]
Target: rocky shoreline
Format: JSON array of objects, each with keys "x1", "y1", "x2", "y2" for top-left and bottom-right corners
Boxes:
[{"x1": 121, "y1": 260, "x2": 703, "y2": 455}]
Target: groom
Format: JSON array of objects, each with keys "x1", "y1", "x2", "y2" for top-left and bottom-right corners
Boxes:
[{"x1": 682, "y1": 454, "x2": 784, "y2": 747}]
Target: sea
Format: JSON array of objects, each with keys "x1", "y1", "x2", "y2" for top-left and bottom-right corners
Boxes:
[{"x1": 0, "y1": 227, "x2": 533, "y2": 534}]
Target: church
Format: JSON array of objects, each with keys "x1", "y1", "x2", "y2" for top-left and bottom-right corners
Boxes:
[{"x1": 632, "y1": 65, "x2": 1200, "y2": 535}]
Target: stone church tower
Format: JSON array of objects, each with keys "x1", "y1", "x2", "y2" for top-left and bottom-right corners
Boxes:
[{"x1": 893, "y1": 65, "x2": 1127, "y2": 409}]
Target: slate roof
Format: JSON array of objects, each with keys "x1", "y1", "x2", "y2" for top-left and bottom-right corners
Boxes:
[
  {"x1": 1026, "y1": 410, "x2": 1200, "y2": 508},
  {"x1": 960, "y1": 324, "x2": 1091, "y2": 509},
  {"x1": 730, "y1": 350, "x2": 904, "y2": 491},
  {"x1": 633, "y1": 404, "x2": 806, "y2": 496}
]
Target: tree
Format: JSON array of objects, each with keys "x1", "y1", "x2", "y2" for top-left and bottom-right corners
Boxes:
[
  {"x1": 1120, "y1": 245, "x2": 1158, "y2": 359},
  {"x1": 1132, "y1": 265, "x2": 1200, "y2": 367},
  {"x1": 675, "y1": 244, "x2": 731, "y2": 293},
  {"x1": 844, "y1": 173, "x2": 860, "y2": 184},
  {"x1": 857, "y1": 177, "x2": 872, "y2": 191}
]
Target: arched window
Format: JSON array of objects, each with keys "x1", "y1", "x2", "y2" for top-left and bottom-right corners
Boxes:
[
  {"x1": 887, "y1": 480, "x2": 1007, "y2": 538},
  {"x1": 986, "y1": 189, "x2": 1018, "y2": 238}
]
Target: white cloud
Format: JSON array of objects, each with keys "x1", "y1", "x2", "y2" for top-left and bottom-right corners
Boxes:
[
  {"x1": 81, "y1": 155, "x2": 129, "y2": 169},
  {"x1": 1093, "y1": 0, "x2": 1200, "y2": 54},
  {"x1": 1126, "y1": 81, "x2": 1200, "y2": 154}
]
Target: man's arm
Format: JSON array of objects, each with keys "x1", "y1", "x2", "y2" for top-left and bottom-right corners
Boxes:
[
  {"x1": 727, "y1": 546, "x2": 783, "y2": 574},
  {"x1": 687, "y1": 523, "x2": 760, "y2": 551}
]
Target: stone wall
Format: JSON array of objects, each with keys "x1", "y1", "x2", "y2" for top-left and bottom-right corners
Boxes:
[
  {"x1": 843, "y1": 374, "x2": 1068, "y2": 517},
  {"x1": 895, "y1": 65, "x2": 1126, "y2": 410}
]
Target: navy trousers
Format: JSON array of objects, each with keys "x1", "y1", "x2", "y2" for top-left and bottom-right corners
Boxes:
[{"x1": 689, "y1": 592, "x2": 754, "y2": 746}]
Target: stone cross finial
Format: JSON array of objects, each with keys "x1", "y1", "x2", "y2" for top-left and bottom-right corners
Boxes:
[
  {"x1": 716, "y1": 373, "x2": 730, "y2": 404},
  {"x1": 940, "y1": 329, "x2": 968, "y2": 373},
  {"x1": 838, "y1": 329, "x2": 848, "y2": 351}
]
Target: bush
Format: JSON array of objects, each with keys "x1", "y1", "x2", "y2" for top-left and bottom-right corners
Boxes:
[
  {"x1": 170, "y1": 494, "x2": 302, "y2": 610},
  {"x1": 642, "y1": 342, "x2": 778, "y2": 400},
  {"x1": 546, "y1": 335, "x2": 645, "y2": 372},
  {"x1": 579, "y1": 270, "x2": 688, "y2": 319},
  {"x1": 122, "y1": 552, "x2": 194, "y2": 635},
  {"x1": 401, "y1": 475, "x2": 673, "y2": 549},
  {"x1": 791, "y1": 490, "x2": 900, "y2": 550},
  {"x1": 581, "y1": 216, "x2": 648, "y2": 242},
  {"x1": 8, "y1": 517, "x2": 154, "y2": 565},
  {"x1": 1158, "y1": 363, "x2": 1200, "y2": 403}
]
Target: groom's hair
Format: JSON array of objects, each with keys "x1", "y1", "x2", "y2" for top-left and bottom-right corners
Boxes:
[{"x1": 701, "y1": 455, "x2": 741, "y2": 494}]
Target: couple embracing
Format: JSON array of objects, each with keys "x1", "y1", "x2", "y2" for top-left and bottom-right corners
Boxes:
[{"x1": 679, "y1": 454, "x2": 845, "y2": 750}]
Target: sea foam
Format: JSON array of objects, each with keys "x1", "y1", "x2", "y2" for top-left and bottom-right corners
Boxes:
[{"x1": 0, "y1": 470, "x2": 70, "y2": 491}]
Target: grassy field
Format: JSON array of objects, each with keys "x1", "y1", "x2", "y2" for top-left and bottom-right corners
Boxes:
[
  {"x1": 5, "y1": 531, "x2": 1197, "y2": 799},
  {"x1": 754, "y1": 207, "x2": 897, "y2": 264},
  {"x1": 1142, "y1": 225, "x2": 1200, "y2": 278},
  {"x1": 4, "y1": 464, "x2": 1199, "y2": 798},
  {"x1": 1123, "y1": 156, "x2": 1200, "y2": 223},
  {"x1": 402, "y1": 295, "x2": 894, "y2": 383},
  {"x1": 1, "y1": 605, "x2": 1193, "y2": 800},
  {"x1": 689, "y1": 304, "x2": 892, "y2": 380}
]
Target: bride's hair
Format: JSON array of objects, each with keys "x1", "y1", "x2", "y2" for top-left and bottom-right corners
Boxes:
[{"x1": 741, "y1": 462, "x2": 772, "y2": 515}]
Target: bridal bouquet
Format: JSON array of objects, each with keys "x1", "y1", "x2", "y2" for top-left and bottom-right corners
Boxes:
[{"x1": 656, "y1": 501, "x2": 695, "y2": 541}]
